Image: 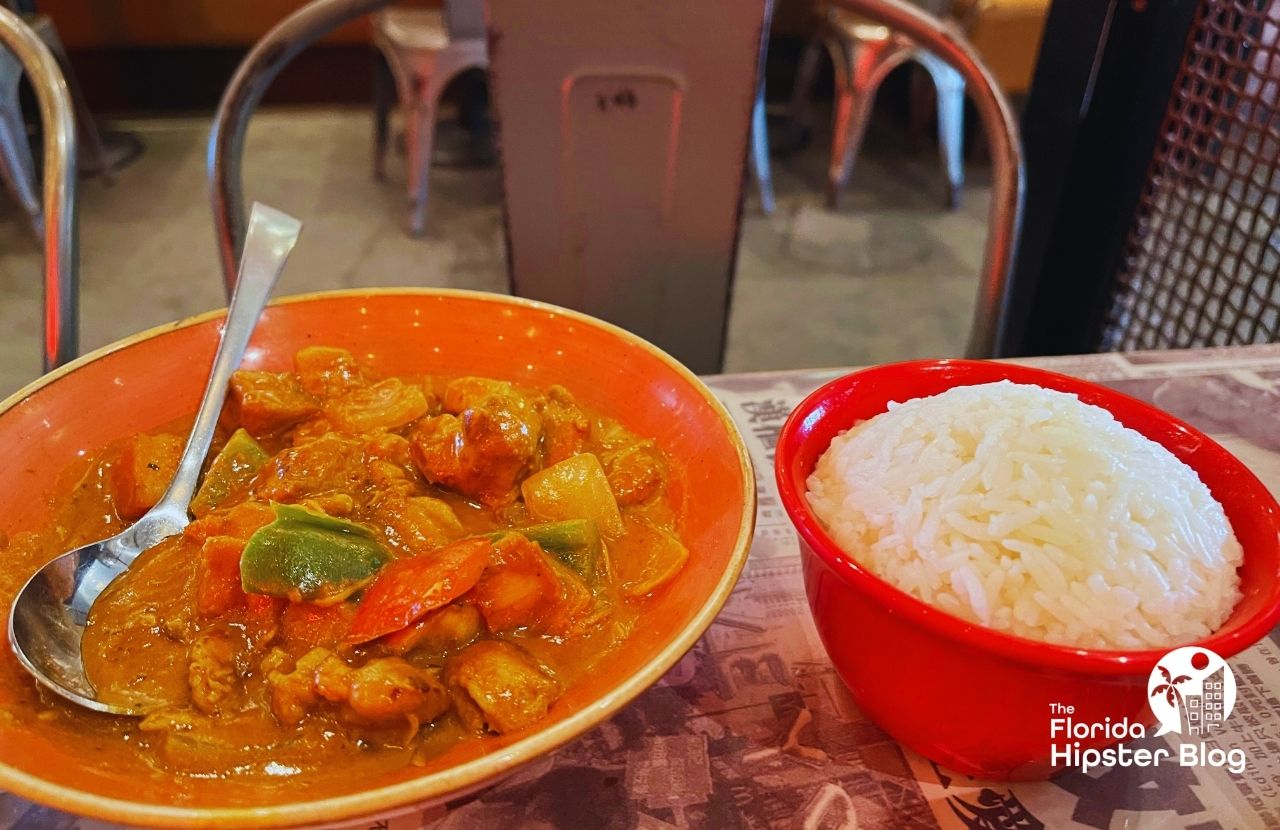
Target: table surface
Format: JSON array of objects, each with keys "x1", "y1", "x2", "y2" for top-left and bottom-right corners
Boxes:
[{"x1": 4, "y1": 345, "x2": 1280, "y2": 830}]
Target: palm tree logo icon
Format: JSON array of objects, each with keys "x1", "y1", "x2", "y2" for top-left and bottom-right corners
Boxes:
[
  {"x1": 1150, "y1": 664, "x2": 1192, "y2": 733},
  {"x1": 1147, "y1": 647, "x2": 1236, "y2": 736}
]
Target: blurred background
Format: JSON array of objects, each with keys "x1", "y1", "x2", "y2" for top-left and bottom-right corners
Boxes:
[{"x1": 0, "y1": 0, "x2": 1053, "y2": 396}]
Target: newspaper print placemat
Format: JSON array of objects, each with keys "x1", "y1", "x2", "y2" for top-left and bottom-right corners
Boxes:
[{"x1": 3, "y1": 346, "x2": 1280, "y2": 829}]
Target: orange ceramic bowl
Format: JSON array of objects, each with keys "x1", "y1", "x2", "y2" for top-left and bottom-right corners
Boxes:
[{"x1": 0, "y1": 289, "x2": 755, "y2": 828}]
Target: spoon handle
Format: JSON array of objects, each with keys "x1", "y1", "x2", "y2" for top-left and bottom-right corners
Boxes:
[{"x1": 155, "y1": 203, "x2": 302, "y2": 517}]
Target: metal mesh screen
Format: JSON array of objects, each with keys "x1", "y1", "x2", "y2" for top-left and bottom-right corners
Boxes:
[{"x1": 1101, "y1": 0, "x2": 1280, "y2": 350}]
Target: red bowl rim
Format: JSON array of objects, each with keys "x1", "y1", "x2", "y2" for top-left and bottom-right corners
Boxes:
[{"x1": 775, "y1": 358, "x2": 1280, "y2": 677}]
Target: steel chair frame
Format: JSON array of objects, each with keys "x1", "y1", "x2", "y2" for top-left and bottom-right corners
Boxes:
[
  {"x1": 0, "y1": 4, "x2": 77, "y2": 371},
  {"x1": 208, "y1": 0, "x2": 1021, "y2": 362}
]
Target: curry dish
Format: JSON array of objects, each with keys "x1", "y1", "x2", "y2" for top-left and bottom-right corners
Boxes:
[{"x1": 3, "y1": 346, "x2": 688, "y2": 793}]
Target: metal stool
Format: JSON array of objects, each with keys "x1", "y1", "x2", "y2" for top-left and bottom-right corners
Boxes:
[
  {"x1": 371, "y1": 2, "x2": 488, "y2": 236},
  {"x1": 793, "y1": 5, "x2": 968, "y2": 209},
  {"x1": 0, "y1": 5, "x2": 76, "y2": 371}
]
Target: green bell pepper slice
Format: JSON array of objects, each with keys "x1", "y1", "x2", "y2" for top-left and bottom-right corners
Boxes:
[
  {"x1": 489, "y1": 519, "x2": 601, "y2": 581},
  {"x1": 191, "y1": 428, "x2": 269, "y2": 517},
  {"x1": 241, "y1": 503, "x2": 390, "y2": 605}
]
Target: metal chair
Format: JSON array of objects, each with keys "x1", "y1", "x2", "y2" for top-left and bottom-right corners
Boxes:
[
  {"x1": 210, "y1": 0, "x2": 397, "y2": 297},
  {"x1": 210, "y1": 0, "x2": 1020, "y2": 369},
  {"x1": 0, "y1": 5, "x2": 106, "y2": 240},
  {"x1": 488, "y1": 0, "x2": 1020, "y2": 369},
  {"x1": 371, "y1": 2, "x2": 488, "y2": 236},
  {"x1": 836, "y1": 0, "x2": 1022, "y2": 359},
  {"x1": 0, "y1": 4, "x2": 76, "y2": 371},
  {"x1": 792, "y1": 1, "x2": 968, "y2": 209},
  {"x1": 997, "y1": 0, "x2": 1280, "y2": 357},
  {"x1": 749, "y1": 64, "x2": 777, "y2": 216}
]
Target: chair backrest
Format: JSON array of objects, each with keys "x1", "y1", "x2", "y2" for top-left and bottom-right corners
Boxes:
[
  {"x1": 0, "y1": 4, "x2": 77, "y2": 371},
  {"x1": 486, "y1": 0, "x2": 772, "y2": 374},
  {"x1": 444, "y1": 0, "x2": 486, "y2": 41},
  {"x1": 1002, "y1": 0, "x2": 1280, "y2": 356},
  {"x1": 829, "y1": 0, "x2": 1025, "y2": 359},
  {"x1": 209, "y1": 0, "x2": 396, "y2": 295}
]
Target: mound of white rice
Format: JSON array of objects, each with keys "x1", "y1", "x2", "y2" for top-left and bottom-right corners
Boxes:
[{"x1": 806, "y1": 381, "x2": 1243, "y2": 650}]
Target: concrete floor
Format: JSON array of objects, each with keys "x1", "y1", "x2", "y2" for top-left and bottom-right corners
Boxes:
[{"x1": 0, "y1": 106, "x2": 990, "y2": 398}]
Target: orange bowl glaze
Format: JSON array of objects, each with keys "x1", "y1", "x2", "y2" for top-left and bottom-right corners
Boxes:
[{"x1": 0, "y1": 289, "x2": 756, "y2": 828}]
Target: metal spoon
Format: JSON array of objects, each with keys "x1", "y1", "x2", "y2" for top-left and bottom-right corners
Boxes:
[{"x1": 8, "y1": 202, "x2": 302, "y2": 714}]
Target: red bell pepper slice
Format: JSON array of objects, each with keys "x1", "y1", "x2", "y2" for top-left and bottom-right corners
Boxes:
[{"x1": 347, "y1": 538, "x2": 492, "y2": 644}]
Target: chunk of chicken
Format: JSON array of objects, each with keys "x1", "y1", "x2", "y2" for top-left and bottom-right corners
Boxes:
[
  {"x1": 445, "y1": 640, "x2": 559, "y2": 734},
  {"x1": 539, "y1": 386, "x2": 590, "y2": 465},
  {"x1": 470, "y1": 535, "x2": 592, "y2": 635},
  {"x1": 410, "y1": 378, "x2": 542, "y2": 507},
  {"x1": 294, "y1": 346, "x2": 370, "y2": 399},
  {"x1": 253, "y1": 433, "x2": 370, "y2": 504},
  {"x1": 324, "y1": 377, "x2": 431, "y2": 434},
  {"x1": 373, "y1": 495, "x2": 465, "y2": 556},
  {"x1": 264, "y1": 647, "x2": 450, "y2": 726},
  {"x1": 382, "y1": 602, "x2": 484, "y2": 656},
  {"x1": 606, "y1": 441, "x2": 667, "y2": 506},
  {"x1": 228, "y1": 371, "x2": 320, "y2": 436},
  {"x1": 188, "y1": 634, "x2": 238, "y2": 716}
]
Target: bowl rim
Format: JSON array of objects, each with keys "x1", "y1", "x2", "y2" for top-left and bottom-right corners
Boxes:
[
  {"x1": 775, "y1": 357, "x2": 1280, "y2": 678},
  {"x1": 0, "y1": 287, "x2": 758, "y2": 829}
]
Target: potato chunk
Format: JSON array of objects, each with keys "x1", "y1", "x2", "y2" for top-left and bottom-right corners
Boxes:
[{"x1": 521, "y1": 453, "x2": 624, "y2": 538}]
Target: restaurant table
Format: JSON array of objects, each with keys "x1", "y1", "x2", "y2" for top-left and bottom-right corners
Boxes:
[{"x1": 3, "y1": 345, "x2": 1280, "y2": 830}]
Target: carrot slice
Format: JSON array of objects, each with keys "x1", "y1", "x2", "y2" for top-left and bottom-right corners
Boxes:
[
  {"x1": 347, "y1": 538, "x2": 492, "y2": 644},
  {"x1": 195, "y1": 536, "x2": 247, "y2": 619}
]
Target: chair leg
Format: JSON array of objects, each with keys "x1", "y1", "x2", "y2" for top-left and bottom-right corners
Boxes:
[
  {"x1": 749, "y1": 85, "x2": 775, "y2": 215},
  {"x1": 372, "y1": 48, "x2": 395, "y2": 181},
  {"x1": 918, "y1": 51, "x2": 965, "y2": 209},
  {"x1": 406, "y1": 95, "x2": 437, "y2": 237},
  {"x1": 827, "y1": 39, "x2": 888, "y2": 209},
  {"x1": 788, "y1": 36, "x2": 824, "y2": 141},
  {"x1": 405, "y1": 43, "x2": 486, "y2": 237},
  {"x1": 0, "y1": 53, "x2": 40, "y2": 237}
]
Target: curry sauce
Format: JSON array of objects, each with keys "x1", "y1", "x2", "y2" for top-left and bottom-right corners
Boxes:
[{"x1": 2, "y1": 346, "x2": 689, "y2": 794}]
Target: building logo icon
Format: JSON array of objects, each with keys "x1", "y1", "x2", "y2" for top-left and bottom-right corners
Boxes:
[{"x1": 1148, "y1": 647, "x2": 1237, "y2": 737}]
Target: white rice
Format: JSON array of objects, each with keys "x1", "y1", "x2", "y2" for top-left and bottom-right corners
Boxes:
[{"x1": 805, "y1": 380, "x2": 1243, "y2": 650}]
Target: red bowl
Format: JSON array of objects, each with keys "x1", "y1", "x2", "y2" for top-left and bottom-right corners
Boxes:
[{"x1": 775, "y1": 359, "x2": 1280, "y2": 780}]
